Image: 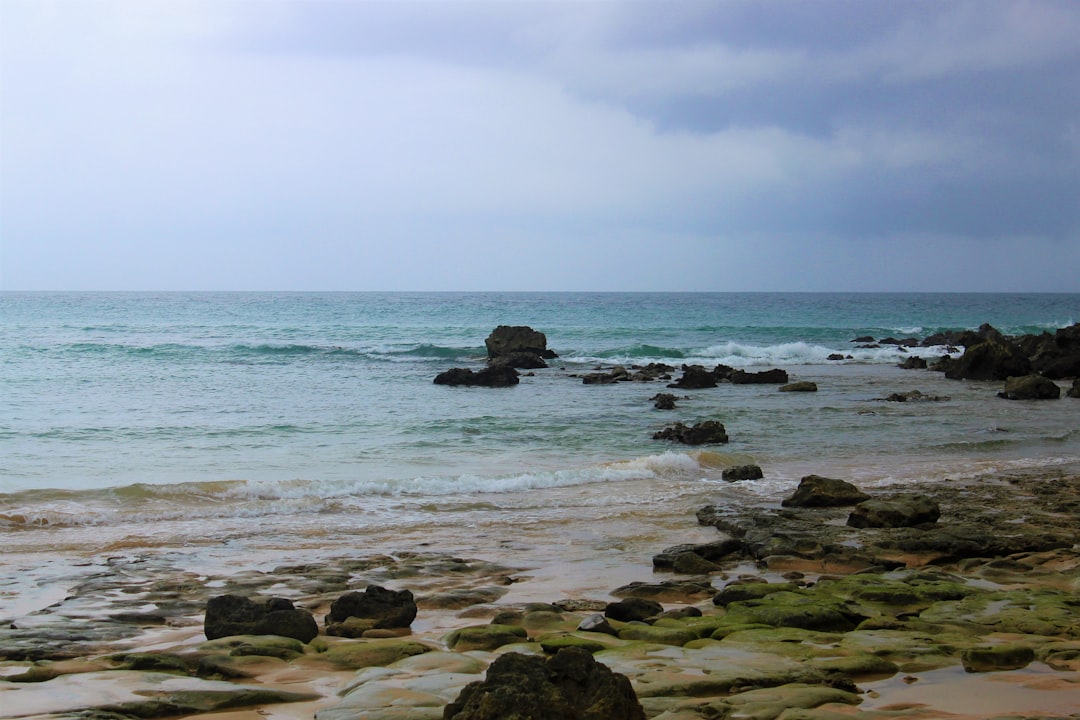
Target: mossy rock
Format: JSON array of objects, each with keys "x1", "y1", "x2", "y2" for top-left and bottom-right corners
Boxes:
[
  {"x1": 197, "y1": 653, "x2": 289, "y2": 679},
  {"x1": 5, "y1": 658, "x2": 115, "y2": 683},
  {"x1": 961, "y1": 644, "x2": 1036, "y2": 672},
  {"x1": 521, "y1": 610, "x2": 575, "y2": 632},
  {"x1": 724, "y1": 593, "x2": 865, "y2": 633},
  {"x1": 713, "y1": 582, "x2": 798, "y2": 607},
  {"x1": 616, "y1": 624, "x2": 698, "y2": 646},
  {"x1": 100, "y1": 688, "x2": 319, "y2": 718},
  {"x1": 714, "y1": 682, "x2": 861, "y2": 720},
  {"x1": 310, "y1": 639, "x2": 432, "y2": 669},
  {"x1": 807, "y1": 654, "x2": 900, "y2": 677},
  {"x1": 838, "y1": 629, "x2": 962, "y2": 671},
  {"x1": 1036, "y1": 641, "x2": 1080, "y2": 671},
  {"x1": 445, "y1": 623, "x2": 528, "y2": 652},
  {"x1": 199, "y1": 634, "x2": 306, "y2": 656},
  {"x1": 719, "y1": 627, "x2": 843, "y2": 660},
  {"x1": 708, "y1": 622, "x2": 776, "y2": 640},
  {"x1": 117, "y1": 652, "x2": 193, "y2": 674}
]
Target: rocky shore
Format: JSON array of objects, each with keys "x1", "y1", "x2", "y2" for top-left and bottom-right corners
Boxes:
[{"x1": 2, "y1": 463, "x2": 1078, "y2": 720}]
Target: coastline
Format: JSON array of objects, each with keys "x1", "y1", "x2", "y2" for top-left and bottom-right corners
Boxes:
[{"x1": 2, "y1": 461, "x2": 1078, "y2": 720}]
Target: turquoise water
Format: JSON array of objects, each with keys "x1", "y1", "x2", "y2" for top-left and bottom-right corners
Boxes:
[{"x1": 1, "y1": 292, "x2": 1078, "y2": 539}]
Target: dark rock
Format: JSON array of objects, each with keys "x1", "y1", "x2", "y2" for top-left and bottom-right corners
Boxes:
[
  {"x1": 880, "y1": 337, "x2": 919, "y2": 347},
  {"x1": 997, "y1": 374, "x2": 1061, "y2": 400},
  {"x1": 667, "y1": 364, "x2": 718, "y2": 389},
  {"x1": 652, "y1": 420, "x2": 728, "y2": 445},
  {"x1": 712, "y1": 364, "x2": 736, "y2": 381},
  {"x1": 652, "y1": 539, "x2": 748, "y2": 569},
  {"x1": 489, "y1": 351, "x2": 548, "y2": 370},
  {"x1": 326, "y1": 585, "x2": 417, "y2": 631},
  {"x1": 1069, "y1": 379, "x2": 1080, "y2": 398},
  {"x1": 610, "y1": 579, "x2": 715, "y2": 603},
  {"x1": 204, "y1": 595, "x2": 318, "y2": 643},
  {"x1": 944, "y1": 326, "x2": 1031, "y2": 381},
  {"x1": 604, "y1": 598, "x2": 663, "y2": 623},
  {"x1": 582, "y1": 367, "x2": 628, "y2": 385},
  {"x1": 961, "y1": 645, "x2": 1035, "y2": 673},
  {"x1": 730, "y1": 368, "x2": 789, "y2": 384},
  {"x1": 781, "y1": 475, "x2": 870, "y2": 508},
  {"x1": 853, "y1": 336, "x2": 875, "y2": 343},
  {"x1": 485, "y1": 325, "x2": 556, "y2": 360},
  {"x1": 722, "y1": 464, "x2": 764, "y2": 482},
  {"x1": 650, "y1": 393, "x2": 677, "y2": 409},
  {"x1": 928, "y1": 355, "x2": 955, "y2": 373},
  {"x1": 827, "y1": 353, "x2": 846, "y2": 361},
  {"x1": 443, "y1": 647, "x2": 645, "y2": 720},
  {"x1": 898, "y1": 356, "x2": 927, "y2": 370},
  {"x1": 779, "y1": 381, "x2": 818, "y2": 392},
  {"x1": 847, "y1": 497, "x2": 941, "y2": 528},
  {"x1": 672, "y1": 552, "x2": 722, "y2": 574},
  {"x1": 434, "y1": 366, "x2": 520, "y2": 387}
]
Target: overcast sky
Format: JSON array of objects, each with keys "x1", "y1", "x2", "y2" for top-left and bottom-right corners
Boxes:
[{"x1": 2, "y1": 0, "x2": 1078, "y2": 291}]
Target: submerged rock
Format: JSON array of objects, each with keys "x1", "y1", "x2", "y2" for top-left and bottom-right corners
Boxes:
[
  {"x1": 667, "y1": 364, "x2": 718, "y2": 389},
  {"x1": 997, "y1": 374, "x2": 1061, "y2": 400},
  {"x1": 779, "y1": 381, "x2": 817, "y2": 392},
  {"x1": 652, "y1": 420, "x2": 729, "y2": 444},
  {"x1": 650, "y1": 392, "x2": 678, "y2": 409},
  {"x1": 730, "y1": 368, "x2": 789, "y2": 384},
  {"x1": 434, "y1": 366, "x2": 520, "y2": 387}
]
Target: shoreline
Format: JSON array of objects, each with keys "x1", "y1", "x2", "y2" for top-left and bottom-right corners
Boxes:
[{"x1": 2, "y1": 463, "x2": 1079, "y2": 719}]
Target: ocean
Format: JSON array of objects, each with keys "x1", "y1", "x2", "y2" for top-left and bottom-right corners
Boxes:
[{"x1": 2, "y1": 292, "x2": 1079, "y2": 611}]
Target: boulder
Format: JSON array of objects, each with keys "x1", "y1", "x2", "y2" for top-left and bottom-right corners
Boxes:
[
  {"x1": 489, "y1": 351, "x2": 549, "y2": 370},
  {"x1": 781, "y1": 475, "x2": 870, "y2": 508},
  {"x1": 667, "y1": 365, "x2": 718, "y2": 389},
  {"x1": 434, "y1": 366, "x2": 519, "y2": 387},
  {"x1": 847, "y1": 497, "x2": 941, "y2": 528},
  {"x1": 325, "y1": 586, "x2": 417, "y2": 633},
  {"x1": 884, "y1": 390, "x2": 950, "y2": 402},
  {"x1": 961, "y1": 645, "x2": 1035, "y2": 673},
  {"x1": 444, "y1": 647, "x2": 645, "y2": 720},
  {"x1": 997, "y1": 374, "x2": 1061, "y2": 400},
  {"x1": 944, "y1": 326, "x2": 1031, "y2": 381},
  {"x1": 730, "y1": 368, "x2": 789, "y2": 384},
  {"x1": 722, "y1": 464, "x2": 764, "y2": 482},
  {"x1": 652, "y1": 420, "x2": 728, "y2": 445},
  {"x1": 1069, "y1": 379, "x2": 1080, "y2": 398},
  {"x1": 652, "y1": 539, "x2": 748, "y2": 569},
  {"x1": 204, "y1": 595, "x2": 318, "y2": 643},
  {"x1": 898, "y1": 356, "x2": 927, "y2": 370},
  {"x1": 485, "y1": 325, "x2": 556, "y2": 361}
]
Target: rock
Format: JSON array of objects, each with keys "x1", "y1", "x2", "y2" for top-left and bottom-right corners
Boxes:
[
  {"x1": 997, "y1": 374, "x2": 1061, "y2": 400},
  {"x1": 652, "y1": 420, "x2": 728, "y2": 444},
  {"x1": 722, "y1": 464, "x2": 764, "y2": 482},
  {"x1": 616, "y1": 624, "x2": 697, "y2": 646},
  {"x1": 781, "y1": 475, "x2": 870, "y2": 508},
  {"x1": 652, "y1": 539, "x2": 748, "y2": 569},
  {"x1": 853, "y1": 336, "x2": 875, "y2": 343},
  {"x1": 605, "y1": 598, "x2": 663, "y2": 623},
  {"x1": 443, "y1": 647, "x2": 645, "y2": 720},
  {"x1": 313, "y1": 638, "x2": 432, "y2": 669},
  {"x1": 898, "y1": 356, "x2": 927, "y2": 369},
  {"x1": 582, "y1": 367, "x2": 629, "y2": 384},
  {"x1": 730, "y1": 368, "x2": 789, "y2": 384},
  {"x1": 779, "y1": 381, "x2": 817, "y2": 392},
  {"x1": 489, "y1": 351, "x2": 548, "y2": 370},
  {"x1": 667, "y1": 365, "x2": 718, "y2": 389},
  {"x1": 485, "y1": 325, "x2": 556, "y2": 361},
  {"x1": 880, "y1": 337, "x2": 919, "y2": 347},
  {"x1": 326, "y1": 585, "x2": 417, "y2": 633},
  {"x1": 204, "y1": 595, "x2": 318, "y2": 643},
  {"x1": 847, "y1": 497, "x2": 941, "y2": 528},
  {"x1": 444, "y1": 624, "x2": 528, "y2": 652},
  {"x1": 1069, "y1": 379, "x2": 1080, "y2": 398},
  {"x1": 944, "y1": 326, "x2": 1031, "y2": 381},
  {"x1": 650, "y1": 393, "x2": 677, "y2": 409},
  {"x1": 961, "y1": 644, "x2": 1035, "y2": 672},
  {"x1": 827, "y1": 353, "x2": 846, "y2": 361},
  {"x1": 577, "y1": 614, "x2": 618, "y2": 636},
  {"x1": 672, "y1": 552, "x2": 722, "y2": 574},
  {"x1": 884, "y1": 390, "x2": 950, "y2": 402},
  {"x1": 434, "y1": 366, "x2": 520, "y2": 387}
]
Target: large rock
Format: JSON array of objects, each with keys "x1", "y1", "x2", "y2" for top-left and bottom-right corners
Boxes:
[
  {"x1": 847, "y1": 497, "x2": 941, "y2": 528},
  {"x1": 1069, "y1": 379, "x2": 1080, "y2": 398},
  {"x1": 781, "y1": 475, "x2": 870, "y2": 508},
  {"x1": 997, "y1": 374, "x2": 1061, "y2": 400},
  {"x1": 204, "y1": 595, "x2": 318, "y2": 643},
  {"x1": 325, "y1": 586, "x2": 417, "y2": 636},
  {"x1": 434, "y1": 366, "x2": 519, "y2": 387},
  {"x1": 652, "y1": 420, "x2": 729, "y2": 445},
  {"x1": 604, "y1": 597, "x2": 663, "y2": 622},
  {"x1": 485, "y1": 325, "x2": 556, "y2": 364},
  {"x1": 944, "y1": 325, "x2": 1031, "y2": 381},
  {"x1": 444, "y1": 647, "x2": 645, "y2": 720}
]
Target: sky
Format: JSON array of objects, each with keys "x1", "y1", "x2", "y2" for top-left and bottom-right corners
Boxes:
[{"x1": 1, "y1": 0, "x2": 1078, "y2": 292}]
